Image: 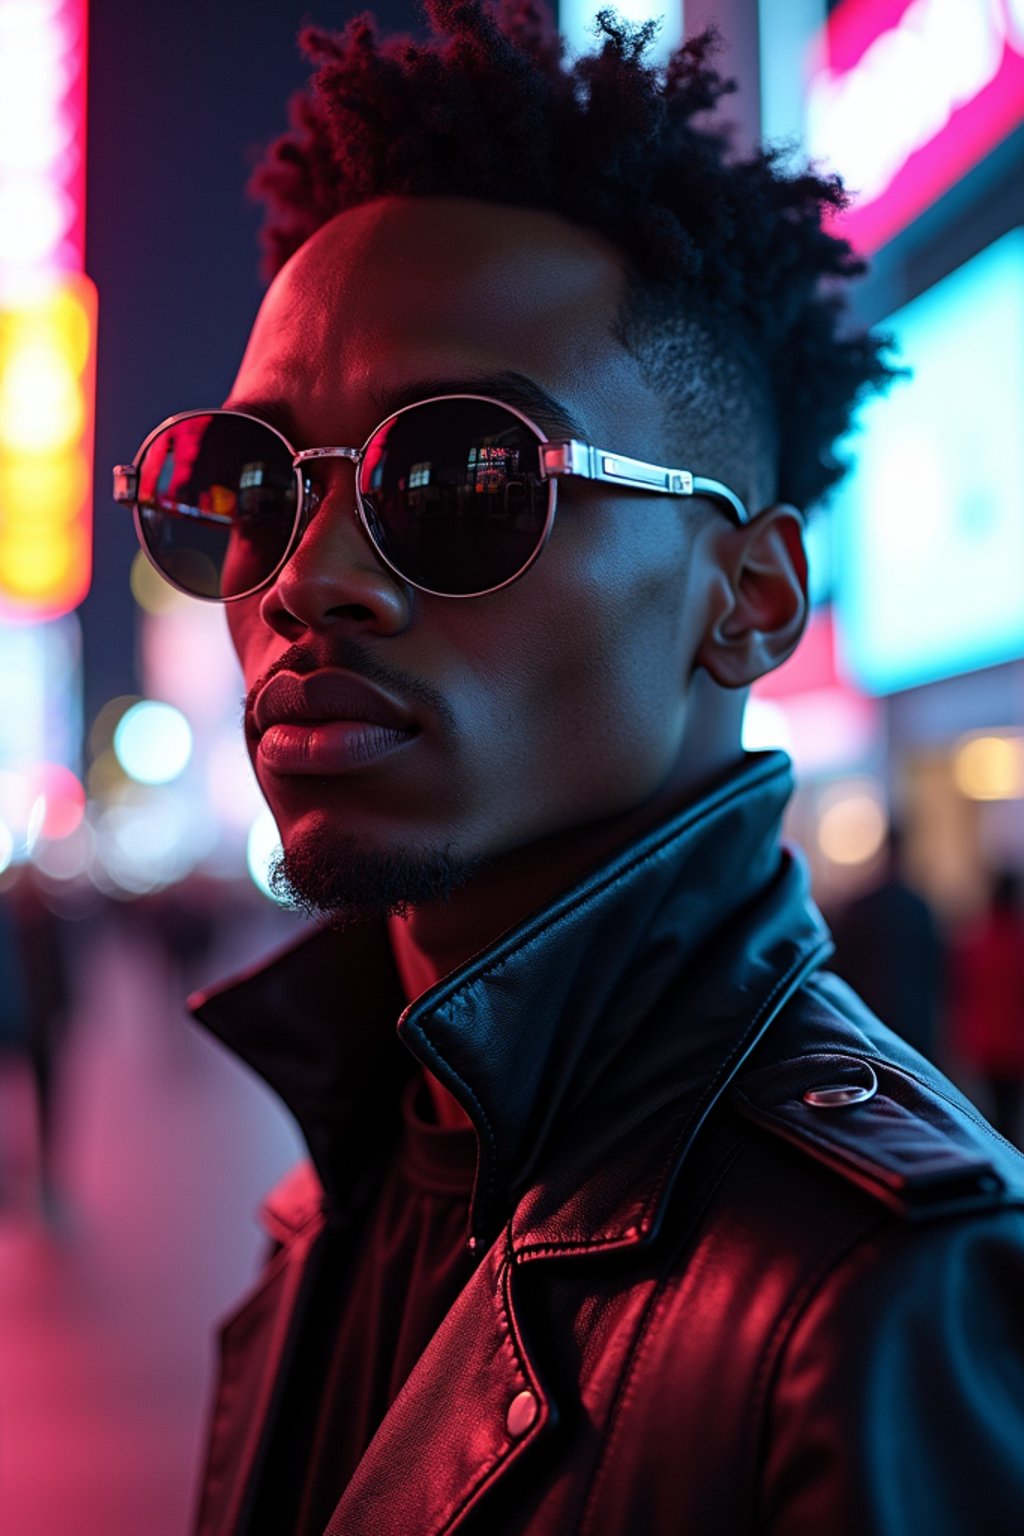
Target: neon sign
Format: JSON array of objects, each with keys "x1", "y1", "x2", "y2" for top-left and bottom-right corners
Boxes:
[
  {"x1": 807, "y1": 0, "x2": 1024, "y2": 253},
  {"x1": 0, "y1": 0, "x2": 96, "y2": 620},
  {"x1": 831, "y1": 228, "x2": 1024, "y2": 694}
]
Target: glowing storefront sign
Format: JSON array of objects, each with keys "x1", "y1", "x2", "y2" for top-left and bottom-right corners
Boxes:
[
  {"x1": 748, "y1": 609, "x2": 879, "y2": 774},
  {"x1": 807, "y1": 0, "x2": 1024, "y2": 253},
  {"x1": 0, "y1": 0, "x2": 96, "y2": 620},
  {"x1": 832, "y1": 228, "x2": 1024, "y2": 695}
]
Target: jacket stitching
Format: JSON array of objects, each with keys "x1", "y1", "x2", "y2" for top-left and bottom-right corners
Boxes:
[
  {"x1": 740, "y1": 1208, "x2": 888, "y2": 1536},
  {"x1": 434, "y1": 1236, "x2": 533, "y2": 1533},
  {"x1": 512, "y1": 945, "x2": 831, "y2": 1261},
  {"x1": 576, "y1": 1137, "x2": 748, "y2": 1536},
  {"x1": 734, "y1": 1095, "x2": 908, "y2": 1184}
]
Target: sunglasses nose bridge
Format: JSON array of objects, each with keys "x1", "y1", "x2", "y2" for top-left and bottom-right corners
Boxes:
[
  {"x1": 292, "y1": 446, "x2": 361, "y2": 467},
  {"x1": 292, "y1": 446, "x2": 362, "y2": 530}
]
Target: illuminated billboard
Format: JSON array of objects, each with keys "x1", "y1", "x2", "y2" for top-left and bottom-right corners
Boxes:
[
  {"x1": 832, "y1": 227, "x2": 1024, "y2": 696},
  {"x1": 808, "y1": 0, "x2": 1024, "y2": 254}
]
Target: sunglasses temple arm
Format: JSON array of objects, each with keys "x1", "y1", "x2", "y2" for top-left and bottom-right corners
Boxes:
[
  {"x1": 539, "y1": 441, "x2": 750, "y2": 524},
  {"x1": 112, "y1": 465, "x2": 236, "y2": 527},
  {"x1": 113, "y1": 465, "x2": 138, "y2": 503}
]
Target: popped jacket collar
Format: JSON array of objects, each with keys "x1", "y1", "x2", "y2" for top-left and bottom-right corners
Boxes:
[{"x1": 191, "y1": 752, "x2": 831, "y2": 1247}]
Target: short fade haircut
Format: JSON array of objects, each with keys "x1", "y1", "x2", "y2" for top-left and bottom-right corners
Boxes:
[{"x1": 250, "y1": 0, "x2": 897, "y2": 513}]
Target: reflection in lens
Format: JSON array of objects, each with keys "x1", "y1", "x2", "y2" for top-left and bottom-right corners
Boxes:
[
  {"x1": 358, "y1": 398, "x2": 550, "y2": 595},
  {"x1": 136, "y1": 413, "x2": 297, "y2": 598}
]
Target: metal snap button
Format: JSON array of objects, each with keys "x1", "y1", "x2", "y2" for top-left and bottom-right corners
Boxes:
[
  {"x1": 803, "y1": 1061, "x2": 879, "y2": 1109},
  {"x1": 506, "y1": 1389, "x2": 538, "y2": 1437}
]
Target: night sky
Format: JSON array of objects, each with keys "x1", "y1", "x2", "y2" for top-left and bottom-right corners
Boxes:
[{"x1": 83, "y1": 0, "x2": 422, "y2": 728}]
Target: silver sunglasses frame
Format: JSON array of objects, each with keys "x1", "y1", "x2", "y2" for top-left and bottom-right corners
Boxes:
[{"x1": 113, "y1": 392, "x2": 752, "y2": 602}]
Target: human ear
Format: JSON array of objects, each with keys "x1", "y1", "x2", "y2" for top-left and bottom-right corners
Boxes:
[{"x1": 696, "y1": 504, "x2": 808, "y2": 689}]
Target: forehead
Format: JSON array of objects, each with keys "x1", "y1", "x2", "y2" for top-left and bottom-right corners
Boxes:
[{"x1": 231, "y1": 196, "x2": 663, "y2": 451}]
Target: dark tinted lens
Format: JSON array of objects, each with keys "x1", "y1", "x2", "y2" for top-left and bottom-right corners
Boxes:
[
  {"x1": 136, "y1": 413, "x2": 297, "y2": 598},
  {"x1": 358, "y1": 398, "x2": 551, "y2": 595}
]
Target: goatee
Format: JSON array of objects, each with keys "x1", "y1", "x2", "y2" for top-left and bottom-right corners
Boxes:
[{"x1": 268, "y1": 828, "x2": 485, "y2": 927}]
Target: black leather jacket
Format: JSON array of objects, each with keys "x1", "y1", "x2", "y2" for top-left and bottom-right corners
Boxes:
[{"x1": 191, "y1": 753, "x2": 1024, "y2": 1534}]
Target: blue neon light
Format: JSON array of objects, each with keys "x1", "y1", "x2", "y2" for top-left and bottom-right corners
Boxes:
[{"x1": 832, "y1": 227, "x2": 1024, "y2": 696}]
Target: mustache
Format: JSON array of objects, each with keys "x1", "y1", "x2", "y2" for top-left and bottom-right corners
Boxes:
[{"x1": 241, "y1": 638, "x2": 456, "y2": 736}]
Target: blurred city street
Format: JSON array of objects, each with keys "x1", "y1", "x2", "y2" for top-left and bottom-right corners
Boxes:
[
  {"x1": 0, "y1": 905, "x2": 305, "y2": 1536},
  {"x1": 0, "y1": 0, "x2": 1023, "y2": 1529}
]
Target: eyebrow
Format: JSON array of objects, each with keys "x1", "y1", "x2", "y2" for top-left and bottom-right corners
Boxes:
[{"x1": 222, "y1": 370, "x2": 586, "y2": 446}]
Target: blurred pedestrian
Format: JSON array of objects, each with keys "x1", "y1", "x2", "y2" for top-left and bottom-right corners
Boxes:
[
  {"x1": 3, "y1": 872, "x2": 74, "y2": 1218},
  {"x1": 831, "y1": 826, "x2": 944, "y2": 1061},
  {"x1": 950, "y1": 870, "x2": 1024, "y2": 1145}
]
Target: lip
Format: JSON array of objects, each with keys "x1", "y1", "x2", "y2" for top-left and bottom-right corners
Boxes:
[
  {"x1": 253, "y1": 669, "x2": 420, "y2": 776},
  {"x1": 254, "y1": 669, "x2": 419, "y2": 735}
]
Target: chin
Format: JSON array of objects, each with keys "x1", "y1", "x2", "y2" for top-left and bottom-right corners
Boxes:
[{"x1": 269, "y1": 819, "x2": 485, "y2": 926}]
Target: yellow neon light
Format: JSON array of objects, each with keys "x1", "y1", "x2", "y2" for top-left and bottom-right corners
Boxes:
[
  {"x1": 0, "y1": 450, "x2": 88, "y2": 513},
  {"x1": 0, "y1": 271, "x2": 96, "y2": 618},
  {"x1": 0, "y1": 526, "x2": 83, "y2": 598},
  {"x1": 0, "y1": 344, "x2": 84, "y2": 454}
]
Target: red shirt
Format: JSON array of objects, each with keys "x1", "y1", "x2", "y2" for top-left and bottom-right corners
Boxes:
[{"x1": 951, "y1": 910, "x2": 1024, "y2": 1075}]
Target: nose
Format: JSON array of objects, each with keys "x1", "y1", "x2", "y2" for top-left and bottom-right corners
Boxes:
[{"x1": 257, "y1": 463, "x2": 411, "y2": 639}]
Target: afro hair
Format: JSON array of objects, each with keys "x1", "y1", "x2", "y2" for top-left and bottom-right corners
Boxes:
[{"x1": 249, "y1": 0, "x2": 897, "y2": 511}]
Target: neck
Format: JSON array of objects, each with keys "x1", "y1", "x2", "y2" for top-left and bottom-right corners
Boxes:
[{"x1": 389, "y1": 706, "x2": 746, "y2": 1129}]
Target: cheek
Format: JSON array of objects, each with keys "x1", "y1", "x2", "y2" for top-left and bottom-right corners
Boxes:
[
  {"x1": 448, "y1": 504, "x2": 697, "y2": 818},
  {"x1": 225, "y1": 599, "x2": 262, "y2": 681}
]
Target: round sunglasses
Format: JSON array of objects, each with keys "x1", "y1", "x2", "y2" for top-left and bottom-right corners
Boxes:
[{"x1": 113, "y1": 393, "x2": 751, "y2": 602}]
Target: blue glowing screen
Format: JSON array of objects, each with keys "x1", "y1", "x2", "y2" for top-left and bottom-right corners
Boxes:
[{"x1": 832, "y1": 227, "x2": 1024, "y2": 696}]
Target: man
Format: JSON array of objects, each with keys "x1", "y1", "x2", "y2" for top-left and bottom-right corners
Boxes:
[{"x1": 114, "y1": 5, "x2": 1024, "y2": 1532}]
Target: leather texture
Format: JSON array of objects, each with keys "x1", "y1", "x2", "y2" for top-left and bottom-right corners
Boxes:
[{"x1": 189, "y1": 753, "x2": 1024, "y2": 1535}]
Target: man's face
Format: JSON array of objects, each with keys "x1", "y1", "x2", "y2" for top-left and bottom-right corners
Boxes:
[{"x1": 226, "y1": 196, "x2": 725, "y2": 916}]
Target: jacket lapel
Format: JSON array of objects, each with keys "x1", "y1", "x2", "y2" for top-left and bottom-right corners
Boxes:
[
  {"x1": 197, "y1": 1193, "x2": 326, "y2": 1536},
  {"x1": 324, "y1": 1238, "x2": 552, "y2": 1536}
]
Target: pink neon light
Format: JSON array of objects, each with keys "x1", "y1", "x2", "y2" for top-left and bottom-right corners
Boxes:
[
  {"x1": 0, "y1": 0, "x2": 87, "y2": 277},
  {"x1": 59, "y1": 0, "x2": 88, "y2": 270},
  {"x1": 821, "y1": 0, "x2": 915, "y2": 74},
  {"x1": 810, "y1": 0, "x2": 1024, "y2": 254},
  {"x1": 754, "y1": 609, "x2": 844, "y2": 700}
]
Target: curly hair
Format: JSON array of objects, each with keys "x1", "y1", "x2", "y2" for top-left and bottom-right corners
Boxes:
[{"x1": 250, "y1": 0, "x2": 896, "y2": 512}]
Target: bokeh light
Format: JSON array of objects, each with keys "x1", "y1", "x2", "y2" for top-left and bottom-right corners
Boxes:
[
  {"x1": 742, "y1": 697, "x2": 794, "y2": 756},
  {"x1": 953, "y1": 731, "x2": 1024, "y2": 800},
  {"x1": 0, "y1": 766, "x2": 32, "y2": 845},
  {"x1": 88, "y1": 694, "x2": 139, "y2": 759},
  {"x1": 129, "y1": 548, "x2": 187, "y2": 616},
  {"x1": 30, "y1": 760, "x2": 85, "y2": 838},
  {"x1": 113, "y1": 699, "x2": 193, "y2": 786},
  {"x1": 246, "y1": 807, "x2": 285, "y2": 903},
  {"x1": 93, "y1": 785, "x2": 205, "y2": 895},
  {"x1": 817, "y1": 780, "x2": 889, "y2": 867},
  {"x1": 206, "y1": 725, "x2": 264, "y2": 831},
  {"x1": 31, "y1": 813, "x2": 92, "y2": 880}
]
